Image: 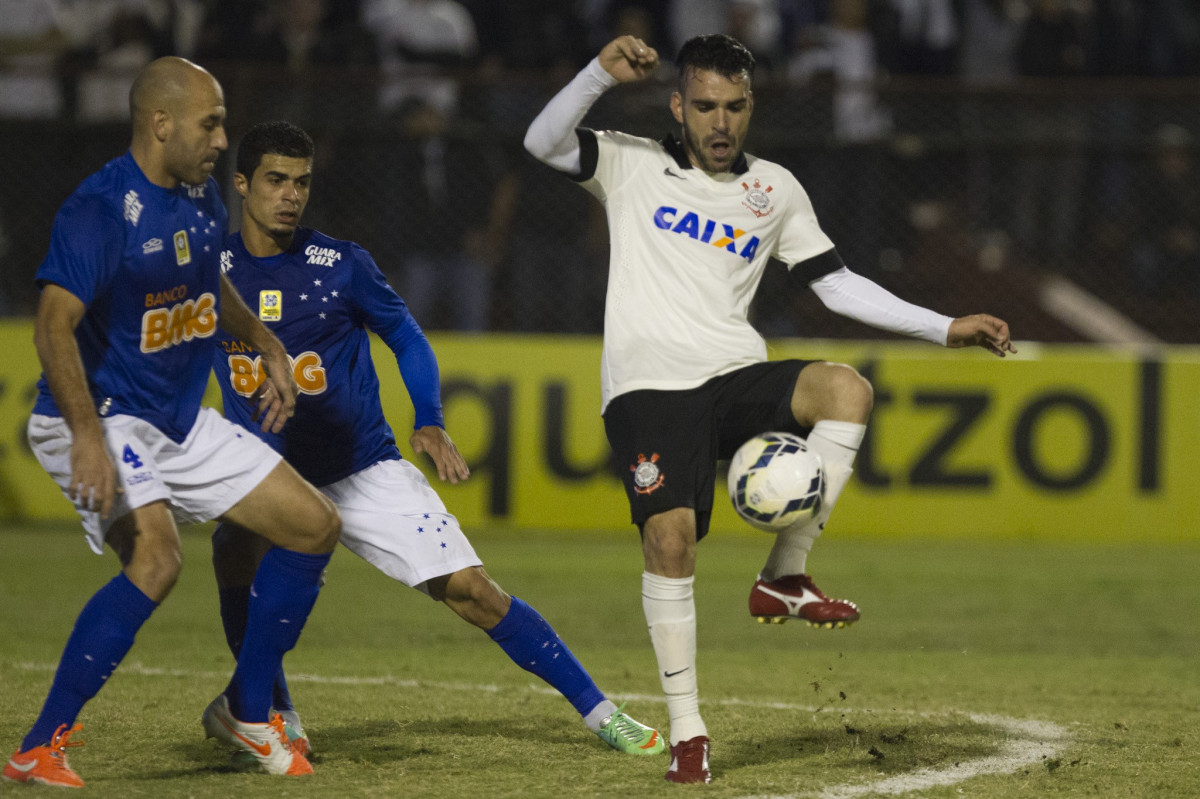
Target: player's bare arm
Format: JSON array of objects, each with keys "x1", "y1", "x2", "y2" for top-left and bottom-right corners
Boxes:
[
  {"x1": 410, "y1": 425, "x2": 470, "y2": 485},
  {"x1": 218, "y1": 272, "x2": 298, "y2": 432},
  {"x1": 598, "y1": 35, "x2": 659, "y2": 83},
  {"x1": 33, "y1": 284, "x2": 120, "y2": 519},
  {"x1": 947, "y1": 314, "x2": 1017, "y2": 357}
]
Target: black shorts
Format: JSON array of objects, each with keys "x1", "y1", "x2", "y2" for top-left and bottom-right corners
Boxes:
[{"x1": 602, "y1": 359, "x2": 818, "y2": 540}]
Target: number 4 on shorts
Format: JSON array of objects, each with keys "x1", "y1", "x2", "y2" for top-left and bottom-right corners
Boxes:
[{"x1": 122, "y1": 444, "x2": 144, "y2": 469}]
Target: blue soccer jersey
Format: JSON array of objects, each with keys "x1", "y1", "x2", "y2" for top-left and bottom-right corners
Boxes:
[
  {"x1": 213, "y1": 228, "x2": 444, "y2": 486},
  {"x1": 32, "y1": 151, "x2": 227, "y2": 443}
]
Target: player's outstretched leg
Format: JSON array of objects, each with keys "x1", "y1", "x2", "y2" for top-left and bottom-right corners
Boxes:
[
  {"x1": 434, "y1": 566, "x2": 664, "y2": 756},
  {"x1": 753, "y1": 418, "x2": 866, "y2": 628}
]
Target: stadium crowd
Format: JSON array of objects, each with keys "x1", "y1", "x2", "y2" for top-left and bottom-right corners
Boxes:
[{"x1": 2, "y1": 0, "x2": 1198, "y2": 339}]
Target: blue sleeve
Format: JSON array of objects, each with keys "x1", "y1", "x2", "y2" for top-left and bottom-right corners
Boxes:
[
  {"x1": 349, "y1": 246, "x2": 445, "y2": 429},
  {"x1": 35, "y1": 194, "x2": 125, "y2": 306}
]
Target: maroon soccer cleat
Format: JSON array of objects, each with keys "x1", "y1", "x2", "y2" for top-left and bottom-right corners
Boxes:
[
  {"x1": 665, "y1": 736, "x2": 712, "y2": 784},
  {"x1": 749, "y1": 574, "x2": 860, "y2": 628}
]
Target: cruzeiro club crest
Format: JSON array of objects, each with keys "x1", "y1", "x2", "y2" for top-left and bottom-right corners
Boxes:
[
  {"x1": 631, "y1": 452, "x2": 665, "y2": 495},
  {"x1": 741, "y1": 178, "x2": 774, "y2": 218}
]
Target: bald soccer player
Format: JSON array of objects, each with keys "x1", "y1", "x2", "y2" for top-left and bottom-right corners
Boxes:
[{"x1": 4, "y1": 57, "x2": 340, "y2": 786}]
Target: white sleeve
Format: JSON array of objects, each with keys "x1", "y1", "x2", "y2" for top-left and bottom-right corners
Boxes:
[
  {"x1": 808, "y1": 267, "x2": 954, "y2": 345},
  {"x1": 523, "y1": 57, "x2": 617, "y2": 174}
]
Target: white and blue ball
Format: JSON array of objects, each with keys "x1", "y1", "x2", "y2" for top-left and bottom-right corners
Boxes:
[{"x1": 727, "y1": 432, "x2": 826, "y2": 532}]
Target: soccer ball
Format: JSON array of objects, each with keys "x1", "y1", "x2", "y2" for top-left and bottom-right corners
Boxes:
[{"x1": 727, "y1": 432, "x2": 825, "y2": 532}]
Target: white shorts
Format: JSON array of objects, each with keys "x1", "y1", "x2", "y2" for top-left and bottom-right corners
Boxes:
[
  {"x1": 29, "y1": 408, "x2": 282, "y2": 554},
  {"x1": 319, "y1": 459, "x2": 481, "y2": 591}
]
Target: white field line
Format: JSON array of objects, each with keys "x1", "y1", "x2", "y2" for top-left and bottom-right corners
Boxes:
[
  {"x1": 11, "y1": 661, "x2": 1071, "y2": 796},
  {"x1": 739, "y1": 713, "x2": 1071, "y2": 799}
]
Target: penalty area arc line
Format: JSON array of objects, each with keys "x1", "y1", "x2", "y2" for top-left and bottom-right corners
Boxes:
[{"x1": 11, "y1": 661, "x2": 1072, "y2": 796}]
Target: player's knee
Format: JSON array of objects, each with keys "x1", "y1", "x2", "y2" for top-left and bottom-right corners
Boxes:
[
  {"x1": 641, "y1": 513, "x2": 696, "y2": 576},
  {"x1": 126, "y1": 541, "x2": 183, "y2": 600},
  {"x1": 804, "y1": 362, "x2": 873, "y2": 422},
  {"x1": 832, "y1": 366, "x2": 874, "y2": 418},
  {"x1": 305, "y1": 498, "x2": 341, "y2": 553},
  {"x1": 444, "y1": 567, "x2": 510, "y2": 629}
]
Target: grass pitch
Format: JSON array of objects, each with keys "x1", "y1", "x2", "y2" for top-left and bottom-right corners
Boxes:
[{"x1": 1, "y1": 523, "x2": 1197, "y2": 797}]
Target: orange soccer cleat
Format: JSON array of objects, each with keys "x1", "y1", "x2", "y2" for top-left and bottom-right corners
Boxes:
[{"x1": 3, "y1": 723, "x2": 86, "y2": 788}]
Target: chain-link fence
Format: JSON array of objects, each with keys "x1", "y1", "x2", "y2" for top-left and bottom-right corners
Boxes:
[{"x1": 2, "y1": 65, "x2": 1197, "y2": 342}]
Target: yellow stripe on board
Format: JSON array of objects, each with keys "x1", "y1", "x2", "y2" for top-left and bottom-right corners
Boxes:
[{"x1": 0, "y1": 321, "x2": 1195, "y2": 541}]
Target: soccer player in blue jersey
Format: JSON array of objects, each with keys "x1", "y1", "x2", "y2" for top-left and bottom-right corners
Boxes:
[
  {"x1": 203, "y1": 120, "x2": 663, "y2": 759},
  {"x1": 3, "y1": 59, "x2": 340, "y2": 787}
]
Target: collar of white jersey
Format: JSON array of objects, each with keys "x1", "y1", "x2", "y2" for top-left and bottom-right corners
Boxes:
[{"x1": 660, "y1": 134, "x2": 750, "y2": 175}]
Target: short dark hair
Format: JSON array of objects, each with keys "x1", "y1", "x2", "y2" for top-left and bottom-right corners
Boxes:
[
  {"x1": 236, "y1": 120, "x2": 314, "y2": 179},
  {"x1": 675, "y1": 34, "x2": 755, "y2": 92}
]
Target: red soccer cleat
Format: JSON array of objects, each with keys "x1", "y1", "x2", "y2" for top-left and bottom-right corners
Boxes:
[
  {"x1": 665, "y1": 736, "x2": 712, "y2": 784},
  {"x1": 3, "y1": 723, "x2": 85, "y2": 788},
  {"x1": 749, "y1": 574, "x2": 861, "y2": 628}
]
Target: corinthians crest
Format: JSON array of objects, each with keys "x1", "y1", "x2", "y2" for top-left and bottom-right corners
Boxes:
[
  {"x1": 741, "y1": 178, "x2": 774, "y2": 218},
  {"x1": 631, "y1": 452, "x2": 665, "y2": 495}
]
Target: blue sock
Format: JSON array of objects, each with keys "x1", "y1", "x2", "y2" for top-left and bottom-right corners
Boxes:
[
  {"x1": 217, "y1": 586, "x2": 294, "y2": 712},
  {"x1": 21, "y1": 573, "x2": 157, "y2": 752},
  {"x1": 225, "y1": 548, "x2": 329, "y2": 722},
  {"x1": 487, "y1": 597, "x2": 605, "y2": 718}
]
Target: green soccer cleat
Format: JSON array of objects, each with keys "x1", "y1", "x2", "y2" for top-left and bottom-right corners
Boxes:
[{"x1": 595, "y1": 703, "x2": 665, "y2": 756}]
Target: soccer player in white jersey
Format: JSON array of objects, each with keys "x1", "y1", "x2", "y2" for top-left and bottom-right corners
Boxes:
[
  {"x1": 524, "y1": 34, "x2": 1017, "y2": 783},
  {"x1": 4, "y1": 58, "x2": 339, "y2": 787},
  {"x1": 203, "y1": 120, "x2": 663, "y2": 761}
]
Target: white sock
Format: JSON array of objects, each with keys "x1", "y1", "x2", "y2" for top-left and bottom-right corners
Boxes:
[
  {"x1": 642, "y1": 571, "x2": 706, "y2": 745},
  {"x1": 583, "y1": 699, "x2": 619, "y2": 732},
  {"x1": 761, "y1": 420, "x2": 866, "y2": 581}
]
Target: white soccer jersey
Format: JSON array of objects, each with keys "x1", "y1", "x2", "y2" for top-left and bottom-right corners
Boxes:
[{"x1": 580, "y1": 130, "x2": 836, "y2": 410}]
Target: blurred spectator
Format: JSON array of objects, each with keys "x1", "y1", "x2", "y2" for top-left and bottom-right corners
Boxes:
[
  {"x1": 498, "y1": 115, "x2": 607, "y2": 333},
  {"x1": 198, "y1": 0, "x2": 372, "y2": 65},
  {"x1": 0, "y1": 0, "x2": 70, "y2": 119},
  {"x1": 958, "y1": 0, "x2": 1023, "y2": 85},
  {"x1": 1092, "y1": 0, "x2": 1142, "y2": 76},
  {"x1": 194, "y1": 0, "x2": 264, "y2": 61},
  {"x1": 467, "y1": 0, "x2": 590, "y2": 71},
  {"x1": 576, "y1": 1, "x2": 667, "y2": 56},
  {"x1": 1009, "y1": 0, "x2": 1096, "y2": 265},
  {"x1": 1016, "y1": 0, "x2": 1095, "y2": 77},
  {"x1": 788, "y1": 0, "x2": 891, "y2": 143},
  {"x1": 609, "y1": 3, "x2": 662, "y2": 45},
  {"x1": 1142, "y1": 0, "x2": 1200, "y2": 76},
  {"x1": 363, "y1": 0, "x2": 477, "y2": 113},
  {"x1": 666, "y1": 0, "x2": 727, "y2": 55},
  {"x1": 386, "y1": 97, "x2": 512, "y2": 331},
  {"x1": 957, "y1": 0, "x2": 1023, "y2": 236},
  {"x1": 663, "y1": 0, "x2": 782, "y2": 68},
  {"x1": 876, "y1": 0, "x2": 959, "y2": 76},
  {"x1": 214, "y1": 0, "x2": 376, "y2": 121},
  {"x1": 244, "y1": 0, "x2": 374, "y2": 69},
  {"x1": 64, "y1": 3, "x2": 169, "y2": 122},
  {"x1": 1126, "y1": 124, "x2": 1200, "y2": 297},
  {"x1": 727, "y1": 0, "x2": 785, "y2": 69}
]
